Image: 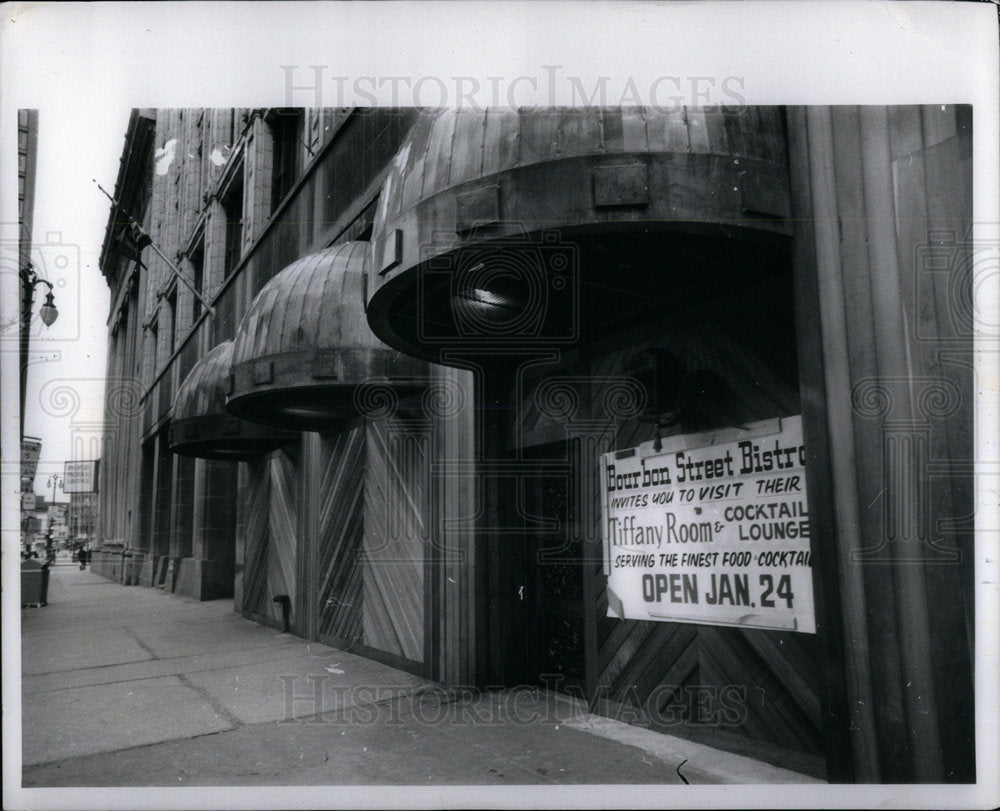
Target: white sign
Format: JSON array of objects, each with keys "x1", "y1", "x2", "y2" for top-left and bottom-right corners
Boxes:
[
  {"x1": 22, "y1": 492, "x2": 36, "y2": 512},
  {"x1": 21, "y1": 437, "x2": 41, "y2": 482},
  {"x1": 63, "y1": 460, "x2": 99, "y2": 493},
  {"x1": 601, "y1": 415, "x2": 815, "y2": 634}
]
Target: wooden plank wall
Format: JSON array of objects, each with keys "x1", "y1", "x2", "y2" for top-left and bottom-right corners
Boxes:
[
  {"x1": 266, "y1": 446, "x2": 300, "y2": 618},
  {"x1": 240, "y1": 456, "x2": 271, "y2": 619},
  {"x1": 516, "y1": 273, "x2": 826, "y2": 770},
  {"x1": 362, "y1": 414, "x2": 428, "y2": 665},
  {"x1": 431, "y1": 365, "x2": 478, "y2": 685},
  {"x1": 240, "y1": 444, "x2": 301, "y2": 628},
  {"x1": 240, "y1": 456, "x2": 269, "y2": 617},
  {"x1": 315, "y1": 426, "x2": 366, "y2": 646},
  {"x1": 235, "y1": 370, "x2": 473, "y2": 681},
  {"x1": 594, "y1": 312, "x2": 824, "y2": 766},
  {"x1": 786, "y1": 105, "x2": 974, "y2": 783}
]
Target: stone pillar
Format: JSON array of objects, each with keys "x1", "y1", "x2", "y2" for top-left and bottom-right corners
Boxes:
[
  {"x1": 150, "y1": 431, "x2": 173, "y2": 587},
  {"x1": 135, "y1": 438, "x2": 157, "y2": 586},
  {"x1": 169, "y1": 453, "x2": 196, "y2": 595},
  {"x1": 174, "y1": 458, "x2": 238, "y2": 600},
  {"x1": 233, "y1": 463, "x2": 247, "y2": 612}
]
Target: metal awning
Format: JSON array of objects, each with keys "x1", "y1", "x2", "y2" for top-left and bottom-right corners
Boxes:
[
  {"x1": 364, "y1": 108, "x2": 794, "y2": 362},
  {"x1": 170, "y1": 340, "x2": 295, "y2": 460},
  {"x1": 226, "y1": 242, "x2": 426, "y2": 430}
]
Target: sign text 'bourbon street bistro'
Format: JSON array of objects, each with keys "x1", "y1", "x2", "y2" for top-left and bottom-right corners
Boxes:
[{"x1": 601, "y1": 416, "x2": 815, "y2": 633}]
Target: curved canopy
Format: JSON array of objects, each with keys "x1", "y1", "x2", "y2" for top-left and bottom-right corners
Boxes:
[
  {"x1": 227, "y1": 241, "x2": 426, "y2": 430},
  {"x1": 170, "y1": 340, "x2": 294, "y2": 460},
  {"x1": 365, "y1": 107, "x2": 794, "y2": 361}
]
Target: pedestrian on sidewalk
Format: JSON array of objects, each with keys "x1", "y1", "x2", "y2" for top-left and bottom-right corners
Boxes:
[{"x1": 78, "y1": 547, "x2": 89, "y2": 570}]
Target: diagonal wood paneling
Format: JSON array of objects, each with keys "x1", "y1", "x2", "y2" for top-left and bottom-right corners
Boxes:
[
  {"x1": 518, "y1": 298, "x2": 824, "y2": 762},
  {"x1": 241, "y1": 457, "x2": 271, "y2": 617},
  {"x1": 266, "y1": 447, "x2": 299, "y2": 623},
  {"x1": 240, "y1": 447, "x2": 300, "y2": 628},
  {"x1": 592, "y1": 311, "x2": 822, "y2": 755},
  {"x1": 316, "y1": 426, "x2": 366, "y2": 645},
  {"x1": 699, "y1": 627, "x2": 821, "y2": 753},
  {"x1": 362, "y1": 416, "x2": 428, "y2": 664}
]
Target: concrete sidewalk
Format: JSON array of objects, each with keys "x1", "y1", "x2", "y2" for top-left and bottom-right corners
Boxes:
[{"x1": 18, "y1": 564, "x2": 822, "y2": 788}]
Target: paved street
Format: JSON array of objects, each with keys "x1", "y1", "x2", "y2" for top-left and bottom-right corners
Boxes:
[{"x1": 18, "y1": 564, "x2": 820, "y2": 788}]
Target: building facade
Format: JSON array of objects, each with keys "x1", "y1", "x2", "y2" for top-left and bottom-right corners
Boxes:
[
  {"x1": 20, "y1": 435, "x2": 42, "y2": 547},
  {"x1": 68, "y1": 491, "x2": 99, "y2": 545},
  {"x1": 95, "y1": 105, "x2": 974, "y2": 783}
]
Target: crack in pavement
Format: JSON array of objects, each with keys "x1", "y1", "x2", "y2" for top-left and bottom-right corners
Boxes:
[
  {"x1": 174, "y1": 672, "x2": 244, "y2": 728},
  {"x1": 23, "y1": 640, "x2": 304, "y2": 687}
]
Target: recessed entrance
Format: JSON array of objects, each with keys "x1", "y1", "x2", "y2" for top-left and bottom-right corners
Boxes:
[{"x1": 490, "y1": 244, "x2": 826, "y2": 777}]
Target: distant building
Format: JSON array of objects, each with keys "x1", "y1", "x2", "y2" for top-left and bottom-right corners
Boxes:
[
  {"x1": 21, "y1": 436, "x2": 41, "y2": 493},
  {"x1": 96, "y1": 105, "x2": 974, "y2": 783},
  {"x1": 47, "y1": 504, "x2": 69, "y2": 544},
  {"x1": 68, "y1": 491, "x2": 99, "y2": 544},
  {"x1": 17, "y1": 109, "x2": 38, "y2": 269},
  {"x1": 20, "y1": 436, "x2": 42, "y2": 545}
]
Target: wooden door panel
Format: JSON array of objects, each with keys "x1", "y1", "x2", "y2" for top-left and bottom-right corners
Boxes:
[
  {"x1": 315, "y1": 427, "x2": 365, "y2": 645},
  {"x1": 516, "y1": 292, "x2": 824, "y2": 765},
  {"x1": 362, "y1": 417, "x2": 427, "y2": 664},
  {"x1": 241, "y1": 457, "x2": 270, "y2": 617}
]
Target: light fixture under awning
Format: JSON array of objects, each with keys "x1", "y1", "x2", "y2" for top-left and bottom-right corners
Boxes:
[
  {"x1": 364, "y1": 108, "x2": 795, "y2": 363},
  {"x1": 170, "y1": 340, "x2": 295, "y2": 460},
  {"x1": 226, "y1": 241, "x2": 426, "y2": 431}
]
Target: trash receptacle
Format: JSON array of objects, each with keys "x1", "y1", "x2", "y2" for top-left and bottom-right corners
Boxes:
[{"x1": 21, "y1": 559, "x2": 49, "y2": 607}]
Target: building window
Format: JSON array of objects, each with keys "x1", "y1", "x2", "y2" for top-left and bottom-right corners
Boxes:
[
  {"x1": 149, "y1": 321, "x2": 159, "y2": 372},
  {"x1": 190, "y1": 237, "x2": 205, "y2": 321},
  {"x1": 222, "y1": 169, "x2": 244, "y2": 278},
  {"x1": 167, "y1": 288, "x2": 178, "y2": 352},
  {"x1": 220, "y1": 109, "x2": 236, "y2": 151},
  {"x1": 269, "y1": 109, "x2": 304, "y2": 214}
]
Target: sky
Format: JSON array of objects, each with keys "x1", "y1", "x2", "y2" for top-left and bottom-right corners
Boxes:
[{"x1": 20, "y1": 100, "x2": 130, "y2": 500}]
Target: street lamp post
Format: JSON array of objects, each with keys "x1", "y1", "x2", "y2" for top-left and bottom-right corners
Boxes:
[
  {"x1": 19, "y1": 262, "x2": 59, "y2": 440},
  {"x1": 48, "y1": 473, "x2": 63, "y2": 506},
  {"x1": 46, "y1": 474, "x2": 63, "y2": 562}
]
